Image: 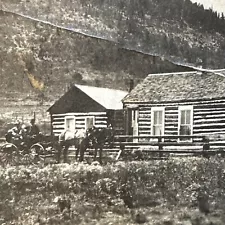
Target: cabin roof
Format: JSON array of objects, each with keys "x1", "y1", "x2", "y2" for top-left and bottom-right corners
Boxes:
[
  {"x1": 123, "y1": 70, "x2": 225, "y2": 103},
  {"x1": 75, "y1": 84, "x2": 128, "y2": 110},
  {"x1": 48, "y1": 84, "x2": 128, "y2": 113}
]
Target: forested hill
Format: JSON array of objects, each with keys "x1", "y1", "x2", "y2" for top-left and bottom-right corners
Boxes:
[
  {"x1": 0, "y1": 10, "x2": 192, "y2": 103},
  {"x1": 2, "y1": 0, "x2": 225, "y2": 69}
]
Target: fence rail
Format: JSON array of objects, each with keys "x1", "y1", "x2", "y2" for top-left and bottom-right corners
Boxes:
[{"x1": 113, "y1": 134, "x2": 225, "y2": 159}]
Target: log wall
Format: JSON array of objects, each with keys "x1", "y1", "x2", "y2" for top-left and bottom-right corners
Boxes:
[
  {"x1": 133, "y1": 98, "x2": 225, "y2": 138},
  {"x1": 51, "y1": 112, "x2": 107, "y2": 136}
]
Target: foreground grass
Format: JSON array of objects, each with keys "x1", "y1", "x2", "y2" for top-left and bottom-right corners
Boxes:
[{"x1": 1, "y1": 157, "x2": 225, "y2": 224}]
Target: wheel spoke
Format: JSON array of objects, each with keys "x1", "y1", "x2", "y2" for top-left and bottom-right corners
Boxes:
[{"x1": 0, "y1": 144, "x2": 19, "y2": 166}]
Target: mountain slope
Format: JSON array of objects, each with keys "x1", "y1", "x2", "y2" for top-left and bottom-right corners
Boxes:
[
  {"x1": 0, "y1": 10, "x2": 192, "y2": 102},
  {"x1": 2, "y1": 0, "x2": 225, "y2": 69}
]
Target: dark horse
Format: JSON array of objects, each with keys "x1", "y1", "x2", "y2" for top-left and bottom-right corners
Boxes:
[
  {"x1": 88, "y1": 126, "x2": 115, "y2": 164},
  {"x1": 58, "y1": 129, "x2": 90, "y2": 163}
]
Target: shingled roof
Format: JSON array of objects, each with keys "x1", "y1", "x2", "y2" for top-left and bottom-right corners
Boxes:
[{"x1": 123, "y1": 70, "x2": 225, "y2": 103}]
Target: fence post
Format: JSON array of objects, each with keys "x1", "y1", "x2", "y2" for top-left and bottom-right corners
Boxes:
[
  {"x1": 158, "y1": 137, "x2": 163, "y2": 157},
  {"x1": 202, "y1": 136, "x2": 210, "y2": 158},
  {"x1": 116, "y1": 142, "x2": 125, "y2": 161}
]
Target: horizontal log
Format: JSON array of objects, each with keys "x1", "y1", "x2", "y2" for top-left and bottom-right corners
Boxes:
[
  {"x1": 194, "y1": 118, "x2": 225, "y2": 124},
  {"x1": 194, "y1": 129, "x2": 225, "y2": 134},
  {"x1": 114, "y1": 142, "x2": 203, "y2": 146},
  {"x1": 209, "y1": 142, "x2": 225, "y2": 146},
  {"x1": 139, "y1": 115, "x2": 151, "y2": 118},
  {"x1": 52, "y1": 117, "x2": 64, "y2": 121},
  {"x1": 194, "y1": 115, "x2": 225, "y2": 120},
  {"x1": 139, "y1": 110, "x2": 152, "y2": 113},
  {"x1": 165, "y1": 118, "x2": 178, "y2": 122},
  {"x1": 138, "y1": 126, "x2": 151, "y2": 129},
  {"x1": 164, "y1": 113, "x2": 178, "y2": 117},
  {"x1": 138, "y1": 121, "x2": 151, "y2": 124},
  {"x1": 52, "y1": 121, "x2": 64, "y2": 125},
  {"x1": 164, "y1": 110, "x2": 178, "y2": 113},
  {"x1": 194, "y1": 104, "x2": 225, "y2": 109},
  {"x1": 139, "y1": 122, "x2": 151, "y2": 125},
  {"x1": 194, "y1": 108, "x2": 225, "y2": 113},
  {"x1": 165, "y1": 127, "x2": 178, "y2": 131},
  {"x1": 95, "y1": 121, "x2": 107, "y2": 125},
  {"x1": 164, "y1": 132, "x2": 178, "y2": 135},
  {"x1": 94, "y1": 117, "x2": 108, "y2": 120},
  {"x1": 193, "y1": 131, "x2": 225, "y2": 136},
  {"x1": 52, "y1": 124, "x2": 64, "y2": 129},
  {"x1": 115, "y1": 135, "x2": 205, "y2": 139},
  {"x1": 193, "y1": 124, "x2": 225, "y2": 129},
  {"x1": 138, "y1": 131, "x2": 151, "y2": 134}
]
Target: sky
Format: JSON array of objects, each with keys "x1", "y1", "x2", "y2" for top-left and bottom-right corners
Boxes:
[{"x1": 191, "y1": 0, "x2": 225, "y2": 14}]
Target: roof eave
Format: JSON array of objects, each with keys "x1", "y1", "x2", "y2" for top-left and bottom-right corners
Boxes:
[{"x1": 123, "y1": 96, "x2": 225, "y2": 105}]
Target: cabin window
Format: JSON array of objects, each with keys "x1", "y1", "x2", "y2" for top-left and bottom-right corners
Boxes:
[
  {"x1": 151, "y1": 107, "x2": 165, "y2": 136},
  {"x1": 178, "y1": 106, "x2": 193, "y2": 137},
  {"x1": 65, "y1": 116, "x2": 75, "y2": 131},
  {"x1": 85, "y1": 116, "x2": 95, "y2": 130}
]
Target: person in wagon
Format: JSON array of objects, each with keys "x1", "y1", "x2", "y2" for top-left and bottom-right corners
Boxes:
[
  {"x1": 26, "y1": 119, "x2": 41, "y2": 144},
  {"x1": 6, "y1": 120, "x2": 23, "y2": 144},
  {"x1": 28, "y1": 119, "x2": 40, "y2": 136}
]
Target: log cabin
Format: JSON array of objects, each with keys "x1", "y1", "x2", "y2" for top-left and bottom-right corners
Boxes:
[
  {"x1": 122, "y1": 70, "x2": 225, "y2": 141},
  {"x1": 47, "y1": 84, "x2": 128, "y2": 136}
]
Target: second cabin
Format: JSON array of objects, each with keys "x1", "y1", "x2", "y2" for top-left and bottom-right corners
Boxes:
[
  {"x1": 48, "y1": 84, "x2": 128, "y2": 136},
  {"x1": 122, "y1": 70, "x2": 225, "y2": 140}
]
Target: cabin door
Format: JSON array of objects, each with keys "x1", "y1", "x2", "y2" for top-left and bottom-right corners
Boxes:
[
  {"x1": 65, "y1": 116, "x2": 76, "y2": 132},
  {"x1": 127, "y1": 108, "x2": 139, "y2": 142}
]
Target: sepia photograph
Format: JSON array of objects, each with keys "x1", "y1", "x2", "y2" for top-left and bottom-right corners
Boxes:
[{"x1": 1, "y1": 0, "x2": 225, "y2": 224}]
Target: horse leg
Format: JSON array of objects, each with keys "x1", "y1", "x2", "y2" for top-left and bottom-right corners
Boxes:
[
  {"x1": 57, "y1": 143, "x2": 63, "y2": 163},
  {"x1": 79, "y1": 144, "x2": 84, "y2": 162}
]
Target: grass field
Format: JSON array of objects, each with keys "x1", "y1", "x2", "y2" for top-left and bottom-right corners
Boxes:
[{"x1": 0, "y1": 157, "x2": 225, "y2": 224}]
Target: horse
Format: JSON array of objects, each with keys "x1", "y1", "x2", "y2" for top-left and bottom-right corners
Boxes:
[
  {"x1": 88, "y1": 126, "x2": 115, "y2": 164},
  {"x1": 58, "y1": 129, "x2": 90, "y2": 163}
]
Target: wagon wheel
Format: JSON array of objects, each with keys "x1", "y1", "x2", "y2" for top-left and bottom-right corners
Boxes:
[
  {"x1": 28, "y1": 143, "x2": 45, "y2": 164},
  {"x1": 0, "y1": 143, "x2": 21, "y2": 166}
]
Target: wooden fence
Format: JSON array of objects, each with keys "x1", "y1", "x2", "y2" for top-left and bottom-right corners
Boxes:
[
  {"x1": 112, "y1": 135, "x2": 225, "y2": 159},
  {"x1": 1, "y1": 134, "x2": 225, "y2": 161}
]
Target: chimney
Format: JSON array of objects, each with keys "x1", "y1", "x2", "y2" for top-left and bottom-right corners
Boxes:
[{"x1": 129, "y1": 79, "x2": 134, "y2": 92}]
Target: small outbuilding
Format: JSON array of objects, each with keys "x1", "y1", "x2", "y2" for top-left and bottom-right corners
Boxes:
[
  {"x1": 48, "y1": 84, "x2": 128, "y2": 136},
  {"x1": 122, "y1": 70, "x2": 225, "y2": 139}
]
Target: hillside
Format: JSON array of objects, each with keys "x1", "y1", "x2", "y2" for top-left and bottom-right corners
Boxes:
[
  {"x1": 2, "y1": 0, "x2": 225, "y2": 69},
  {"x1": 0, "y1": 10, "x2": 191, "y2": 100}
]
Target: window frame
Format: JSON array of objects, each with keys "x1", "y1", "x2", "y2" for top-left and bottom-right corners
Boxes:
[
  {"x1": 151, "y1": 107, "x2": 165, "y2": 136},
  {"x1": 178, "y1": 105, "x2": 193, "y2": 138},
  {"x1": 85, "y1": 116, "x2": 95, "y2": 130},
  {"x1": 64, "y1": 115, "x2": 76, "y2": 131}
]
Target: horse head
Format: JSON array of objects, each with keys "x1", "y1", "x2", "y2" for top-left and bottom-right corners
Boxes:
[{"x1": 87, "y1": 126, "x2": 115, "y2": 148}]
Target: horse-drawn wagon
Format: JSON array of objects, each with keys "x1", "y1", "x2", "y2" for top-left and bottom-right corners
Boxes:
[{"x1": 0, "y1": 133, "x2": 59, "y2": 166}]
